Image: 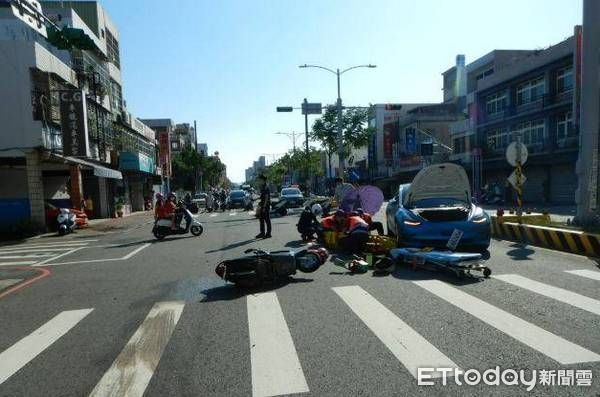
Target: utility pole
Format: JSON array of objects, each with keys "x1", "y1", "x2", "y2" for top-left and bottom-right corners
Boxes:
[
  {"x1": 304, "y1": 98, "x2": 310, "y2": 193},
  {"x1": 575, "y1": 0, "x2": 600, "y2": 224}
]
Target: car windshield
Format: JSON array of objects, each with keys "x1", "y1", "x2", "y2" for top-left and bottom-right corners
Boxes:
[
  {"x1": 194, "y1": 193, "x2": 207, "y2": 199},
  {"x1": 407, "y1": 197, "x2": 468, "y2": 209},
  {"x1": 230, "y1": 191, "x2": 245, "y2": 198},
  {"x1": 281, "y1": 188, "x2": 301, "y2": 196}
]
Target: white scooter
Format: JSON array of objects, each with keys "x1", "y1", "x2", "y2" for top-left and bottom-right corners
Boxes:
[
  {"x1": 57, "y1": 208, "x2": 77, "y2": 236},
  {"x1": 152, "y1": 204, "x2": 204, "y2": 240}
]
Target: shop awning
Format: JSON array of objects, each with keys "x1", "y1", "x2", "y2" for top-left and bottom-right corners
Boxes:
[{"x1": 50, "y1": 153, "x2": 123, "y2": 180}]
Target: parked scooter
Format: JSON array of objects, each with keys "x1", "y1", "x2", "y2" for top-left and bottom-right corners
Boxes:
[
  {"x1": 57, "y1": 208, "x2": 77, "y2": 236},
  {"x1": 152, "y1": 203, "x2": 204, "y2": 240},
  {"x1": 215, "y1": 247, "x2": 328, "y2": 288}
]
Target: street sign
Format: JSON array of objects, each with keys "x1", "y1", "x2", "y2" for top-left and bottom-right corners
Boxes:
[
  {"x1": 276, "y1": 106, "x2": 293, "y2": 112},
  {"x1": 10, "y1": 0, "x2": 47, "y2": 38},
  {"x1": 507, "y1": 170, "x2": 527, "y2": 189},
  {"x1": 506, "y1": 141, "x2": 528, "y2": 167},
  {"x1": 301, "y1": 102, "x2": 322, "y2": 115}
]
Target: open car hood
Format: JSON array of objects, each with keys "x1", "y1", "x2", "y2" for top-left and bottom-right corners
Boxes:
[{"x1": 403, "y1": 163, "x2": 471, "y2": 207}]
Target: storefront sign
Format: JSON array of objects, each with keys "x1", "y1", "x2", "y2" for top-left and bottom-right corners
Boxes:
[
  {"x1": 60, "y1": 90, "x2": 89, "y2": 157},
  {"x1": 119, "y1": 151, "x2": 155, "y2": 174},
  {"x1": 405, "y1": 128, "x2": 417, "y2": 154}
]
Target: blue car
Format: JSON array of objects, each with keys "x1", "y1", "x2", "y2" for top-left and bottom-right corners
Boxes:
[{"x1": 385, "y1": 163, "x2": 491, "y2": 252}]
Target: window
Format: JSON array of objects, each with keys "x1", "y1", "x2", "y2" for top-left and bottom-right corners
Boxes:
[
  {"x1": 171, "y1": 141, "x2": 180, "y2": 150},
  {"x1": 486, "y1": 127, "x2": 510, "y2": 151},
  {"x1": 514, "y1": 120, "x2": 545, "y2": 146},
  {"x1": 556, "y1": 67, "x2": 573, "y2": 93},
  {"x1": 556, "y1": 111, "x2": 574, "y2": 141},
  {"x1": 486, "y1": 91, "x2": 508, "y2": 115},
  {"x1": 516, "y1": 76, "x2": 545, "y2": 105},
  {"x1": 476, "y1": 68, "x2": 494, "y2": 81},
  {"x1": 106, "y1": 30, "x2": 120, "y2": 69}
]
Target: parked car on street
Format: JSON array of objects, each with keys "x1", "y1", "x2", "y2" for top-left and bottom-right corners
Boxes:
[
  {"x1": 386, "y1": 163, "x2": 491, "y2": 252},
  {"x1": 280, "y1": 187, "x2": 304, "y2": 208},
  {"x1": 228, "y1": 190, "x2": 253, "y2": 210}
]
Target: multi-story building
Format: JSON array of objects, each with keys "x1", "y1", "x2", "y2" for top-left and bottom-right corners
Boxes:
[
  {"x1": 196, "y1": 143, "x2": 208, "y2": 156},
  {"x1": 447, "y1": 30, "x2": 580, "y2": 205},
  {"x1": 0, "y1": 0, "x2": 158, "y2": 229},
  {"x1": 140, "y1": 118, "x2": 174, "y2": 193},
  {"x1": 172, "y1": 123, "x2": 195, "y2": 153}
]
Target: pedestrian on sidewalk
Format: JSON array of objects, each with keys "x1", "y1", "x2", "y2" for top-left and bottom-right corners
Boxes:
[
  {"x1": 84, "y1": 195, "x2": 94, "y2": 219},
  {"x1": 256, "y1": 174, "x2": 272, "y2": 239}
]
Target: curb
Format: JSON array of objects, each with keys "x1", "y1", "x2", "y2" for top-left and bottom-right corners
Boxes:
[{"x1": 491, "y1": 217, "x2": 600, "y2": 257}]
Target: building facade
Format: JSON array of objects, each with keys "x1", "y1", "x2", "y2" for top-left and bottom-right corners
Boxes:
[{"x1": 0, "y1": 0, "x2": 158, "y2": 230}]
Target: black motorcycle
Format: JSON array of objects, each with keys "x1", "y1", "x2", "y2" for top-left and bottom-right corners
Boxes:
[{"x1": 215, "y1": 248, "x2": 326, "y2": 288}]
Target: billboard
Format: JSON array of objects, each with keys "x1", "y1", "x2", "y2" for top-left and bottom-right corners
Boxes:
[
  {"x1": 405, "y1": 128, "x2": 417, "y2": 154},
  {"x1": 60, "y1": 90, "x2": 90, "y2": 157},
  {"x1": 383, "y1": 119, "x2": 399, "y2": 160},
  {"x1": 158, "y1": 131, "x2": 171, "y2": 176}
]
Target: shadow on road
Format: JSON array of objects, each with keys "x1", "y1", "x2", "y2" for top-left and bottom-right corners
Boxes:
[
  {"x1": 284, "y1": 240, "x2": 307, "y2": 248},
  {"x1": 206, "y1": 239, "x2": 256, "y2": 253},
  {"x1": 505, "y1": 243, "x2": 535, "y2": 261},
  {"x1": 200, "y1": 277, "x2": 313, "y2": 302},
  {"x1": 390, "y1": 265, "x2": 485, "y2": 285}
]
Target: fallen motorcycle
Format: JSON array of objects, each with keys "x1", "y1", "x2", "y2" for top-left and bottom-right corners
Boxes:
[
  {"x1": 215, "y1": 247, "x2": 327, "y2": 288},
  {"x1": 390, "y1": 248, "x2": 491, "y2": 278}
]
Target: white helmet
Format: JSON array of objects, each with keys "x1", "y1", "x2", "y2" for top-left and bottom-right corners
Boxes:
[{"x1": 311, "y1": 203, "x2": 323, "y2": 216}]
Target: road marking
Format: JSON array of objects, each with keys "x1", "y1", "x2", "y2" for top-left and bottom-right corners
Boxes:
[
  {"x1": 0, "y1": 261, "x2": 38, "y2": 266},
  {"x1": 209, "y1": 213, "x2": 218, "y2": 217},
  {"x1": 122, "y1": 243, "x2": 151, "y2": 260},
  {"x1": 333, "y1": 286, "x2": 458, "y2": 379},
  {"x1": 41, "y1": 244, "x2": 151, "y2": 266},
  {"x1": 0, "y1": 279, "x2": 23, "y2": 289},
  {"x1": 0, "y1": 240, "x2": 96, "y2": 251},
  {"x1": 0, "y1": 247, "x2": 77, "y2": 254},
  {"x1": 565, "y1": 269, "x2": 600, "y2": 282},
  {"x1": 0, "y1": 254, "x2": 56, "y2": 259},
  {"x1": 493, "y1": 274, "x2": 600, "y2": 316},
  {"x1": 247, "y1": 292, "x2": 309, "y2": 397},
  {"x1": 229, "y1": 212, "x2": 237, "y2": 216},
  {"x1": 89, "y1": 301, "x2": 184, "y2": 397},
  {"x1": 414, "y1": 280, "x2": 600, "y2": 364},
  {"x1": 0, "y1": 309, "x2": 93, "y2": 385},
  {"x1": 34, "y1": 247, "x2": 86, "y2": 266}
]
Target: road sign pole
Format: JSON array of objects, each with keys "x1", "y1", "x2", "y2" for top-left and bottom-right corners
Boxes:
[{"x1": 515, "y1": 161, "x2": 523, "y2": 223}]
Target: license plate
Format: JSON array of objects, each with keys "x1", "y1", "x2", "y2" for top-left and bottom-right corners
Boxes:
[{"x1": 446, "y1": 229, "x2": 464, "y2": 251}]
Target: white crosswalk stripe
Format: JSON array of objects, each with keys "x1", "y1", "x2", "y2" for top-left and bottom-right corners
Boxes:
[
  {"x1": 493, "y1": 274, "x2": 600, "y2": 316},
  {"x1": 333, "y1": 286, "x2": 458, "y2": 379},
  {"x1": 565, "y1": 269, "x2": 600, "y2": 282},
  {"x1": 89, "y1": 301, "x2": 185, "y2": 397},
  {"x1": 247, "y1": 292, "x2": 309, "y2": 397},
  {"x1": 414, "y1": 280, "x2": 600, "y2": 364},
  {"x1": 0, "y1": 309, "x2": 93, "y2": 385},
  {"x1": 3, "y1": 271, "x2": 600, "y2": 394},
  {"x1": 229, "y1": 211, "x2": 237, "y2": 216}
]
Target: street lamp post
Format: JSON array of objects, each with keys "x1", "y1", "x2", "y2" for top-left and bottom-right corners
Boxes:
[
  {"x1": 275, "y1": 131, "x2": 302, "y2": 154},
  {"x1": 299, "y1": 64, "x2": 376, "y2": 176}
]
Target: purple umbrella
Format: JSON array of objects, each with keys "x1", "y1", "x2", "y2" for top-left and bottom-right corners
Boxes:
[{"x1": 341, "y1": 185, "x2": 384, "y2": 215}]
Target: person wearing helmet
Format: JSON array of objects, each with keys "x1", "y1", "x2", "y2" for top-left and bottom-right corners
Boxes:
[
  {"x1": 297, "y1": 204, "x2": 323, "y2": 241},
  {"x1": 154, "y1": 193, "x2": 165, "y2": 220},
  {"x1": 355, "y1": 208, "x2": 384, "y2": 235}
]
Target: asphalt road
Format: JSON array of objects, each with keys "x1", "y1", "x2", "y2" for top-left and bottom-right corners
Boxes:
[{"x1": 0, "y1": 209, "x2": 599, "y2": 397}]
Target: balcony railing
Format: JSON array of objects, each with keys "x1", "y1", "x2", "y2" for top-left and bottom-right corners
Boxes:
[{"x1": 479, "y1": 90, "x2": 574, "y2": 126}]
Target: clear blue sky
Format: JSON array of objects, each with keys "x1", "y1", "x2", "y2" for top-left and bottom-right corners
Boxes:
[{"x1": 100, "y1": 0, "x2": 582, "y2": 183}]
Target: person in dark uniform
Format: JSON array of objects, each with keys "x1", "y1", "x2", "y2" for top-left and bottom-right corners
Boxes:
[{"x1": 256, "y1": 174, "x2": 272, "y2": 239}]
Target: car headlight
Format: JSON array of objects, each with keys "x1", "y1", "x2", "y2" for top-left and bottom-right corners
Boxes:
[
  {"x1": 403, "y1": 220, "x2": 421, "y2": 226},
  {"x1": 472, "y1": 216, "x2": 488, "y2": 223}
]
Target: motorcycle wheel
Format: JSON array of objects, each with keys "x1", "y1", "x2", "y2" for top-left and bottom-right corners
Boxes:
[
  {"x1": 296, "y1": 252, "x2": 321, "y2": 273},
  {"x1": 191, "y1": 225, "x2": 204, "y2": 236},
  {"x1": 58, "y1": 227, "x2": 66, "y2": 236},
  {"x1": 153, "y1": 229, "x2": 166, "y2": 240}
]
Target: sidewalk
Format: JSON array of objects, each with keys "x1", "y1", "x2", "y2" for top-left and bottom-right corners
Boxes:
[
  {"x1": 85, "y1": 211, "x2": 152, "y2": 232},
  {"x1": 482, "y1": 204, "x2": 575, "y2": 224}
]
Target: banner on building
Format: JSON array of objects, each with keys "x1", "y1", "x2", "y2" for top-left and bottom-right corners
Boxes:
[
  {"x1": 60, "y1": 90, "x2": 90, "y2": 157},
  {"x1": 158, "y1": 131, "x2": 171, "y2": 176},
  {"x1": 405, "y1": 127, "x2": 417, "y2": 154},
  {"x1": 383, "y1": 119, "x2": 398, "y2": 160}
]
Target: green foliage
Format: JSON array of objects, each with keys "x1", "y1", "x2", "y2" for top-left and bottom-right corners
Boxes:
[
  {"x1": 260, "y1": 148, "x2": 324, "y2": 188},
  {"x1": 310, "y1": 106, "x2": 374, "y2": 158},
  {"x1": 171, "y1": 146, "x2": 227, "y2": 191}
]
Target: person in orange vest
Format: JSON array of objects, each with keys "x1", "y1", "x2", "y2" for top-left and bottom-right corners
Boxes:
[
  {"x1": 354, "y1": 208, "x2": 384, "y2": 235},
  {"x1": 339, "y1": 212, "x2": 370, "y2": 253},
  {"x1": 321, "y1": 209, "x2": 348, "y2": 232}
]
